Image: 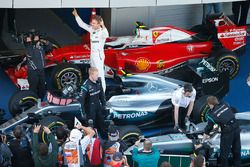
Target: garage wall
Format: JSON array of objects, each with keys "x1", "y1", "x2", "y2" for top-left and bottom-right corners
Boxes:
[{"x1": 109, "y1": 2, "x2": 249, "y2": 36}]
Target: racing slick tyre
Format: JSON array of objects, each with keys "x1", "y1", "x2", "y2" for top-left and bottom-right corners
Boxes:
[
  {"x1": 9, "y1": 90, "x2": 38, "y2": 116},
  {"x1": 51, "y1": 63, "x2": 83, "y2": 91},
  {"x1": 193, "y1": 95, "x2": 210, "y2": 123},
  {"x1": 215, "y1": 50, "x2": 240, "y2": 79},
  {"x1": 39, "y1": 116, "x2": 65, "y2": 143},
  {"x1": 118, "y1": 125, "x2": 142, "y2": 147}
]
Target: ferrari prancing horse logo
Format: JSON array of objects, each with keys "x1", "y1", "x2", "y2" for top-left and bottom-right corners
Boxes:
[
  {"x1": 156, "y1": 60, "x2": 165, "y2": 70},
  {"x1": 153, "y1": 31, "x2": 159, "y2": 38}
]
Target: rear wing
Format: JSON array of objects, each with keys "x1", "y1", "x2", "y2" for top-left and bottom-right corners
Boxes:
[{"x1": 206, "y1": 13, "x2": 247, "y2": 54}]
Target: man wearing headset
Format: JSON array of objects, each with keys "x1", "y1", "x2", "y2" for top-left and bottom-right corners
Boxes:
[{"x1": 24, "y1": 31, "x2": 52, "y2": 99}]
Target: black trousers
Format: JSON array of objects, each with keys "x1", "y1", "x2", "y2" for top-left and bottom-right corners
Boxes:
[
  {"x1": 232, "y1": 1, "x2": 250, "y2": 26},
  {"x1": 27, "y1": 69, "x2": 46, "y2": 99},
  {"x1": 86, "y1": 103, "x2": 106, "y2": 139},
  {"x1": 220, "y1": 124, "x2": 241, "y2": 167},
  {"x1": 0, "y1": 9, "x2": 16, "y2": 35}
]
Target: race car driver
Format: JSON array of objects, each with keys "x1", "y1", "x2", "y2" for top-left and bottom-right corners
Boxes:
[
  {"x1": 24, "y1": 31, "x2": 52, "y2": 99},
  {"x1": 171, "y1": 83, "x2": 196, "y2": 130},
  {"x1": 202, "y1": 96, "x2": 241, "y2": 167},
  {"x1": 72, "y1": 8, "x2": 109, "y2": 92},
  {"x1": 78, "y1": 67, "x2": 106, "y2": 138}
]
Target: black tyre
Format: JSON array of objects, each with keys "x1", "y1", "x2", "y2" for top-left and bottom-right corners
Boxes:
[
  {"x1": 9, "y1": 90, "x2": 38, "y2": 116},
  {"x1": 189, "y1": 24, "x2": 207, "y2": 33},
  {"x1": 51, "y1": 63, "x2": 83, "y2": 90},
  {"x1": 215, "y1": 50, "x2": 240, "y2": 79},
  {"x1": 192, "y1": 95, "x2": 210, "y2": 123},
  {"x1": 39, "y1": 116, "x2": 65, "y2": 143},
  {"x1": 118, "y1": 125, "x2": 142, "y2": 147}
]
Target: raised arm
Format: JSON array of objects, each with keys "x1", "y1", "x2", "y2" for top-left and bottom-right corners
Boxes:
[{"x1": 72, "y1": 8, "x2": 92, "y2": 33}]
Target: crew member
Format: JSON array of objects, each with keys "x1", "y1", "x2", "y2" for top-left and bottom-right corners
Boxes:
[
  {"x1": 232, "y1": 0, "x2": 250, "y2": 26},
  {"x1": 24, "y1": 31, "x2": 52, "y2": 99},
  {"x1": 78, "y1": 67, "x2": 106, "y2": 138},
  {"x1": 171, "y1": 83, "x2": 196, "y2": 130},
  {"x1": 72, "y1": 8, "x2": 109, "y2": 92},
  {"x1": 202, "y1": 96, "x2": 241, "y2": 167}
]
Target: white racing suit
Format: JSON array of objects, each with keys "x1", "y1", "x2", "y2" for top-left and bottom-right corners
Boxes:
[{"x1": 75, "y1": 16, "x2": 109, "y2": 92}]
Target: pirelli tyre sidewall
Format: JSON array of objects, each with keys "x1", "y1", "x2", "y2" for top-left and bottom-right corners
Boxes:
[
  {"x1": 51, "y1": 63, "x2": 83, "y2": 90},
  {"x1": 39, "y1": 116, "x2": 65, "y2": 143},
  {"x1": 9, "y1": 90, "x2": 38, "y2": 116},
  {"x1": 118, "y1": 125, "x2": 142, "y2": 147},
  {"x1": 193, "y1": 95, "x2": 210, "y2": 123},
  {"x1": 215, "y1": 51, "x2": 240, "y2": 79}
]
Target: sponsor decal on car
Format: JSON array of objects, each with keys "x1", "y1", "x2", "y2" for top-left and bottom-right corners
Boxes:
[
  {"x1": 186, "y1": 44, "x2": 194, "y2": 53},
  {"x1": 199, "y1": 59, "x2": 217, "y2": 72},
  {"x1": 156, "y1": 60, "x2": 165, "y2": 70},
  {"x1": 218, "y1": 29, "x2": 246, "y2": 39},
  {"x1": 202, "y1": 77, "x2": 219, "y2": 83},
  {"x1": 113, "y1": 111, "x2": 148, "y2": 119},
  {"x1": 135, "y1": 57, "x2": 151, "y2": 72},
  {"x1": 241, "y1": 150, "x2": 250, "y2": 157},
  {"x1": 153, "y1": 31, "x2": 159, "y2": 38}
]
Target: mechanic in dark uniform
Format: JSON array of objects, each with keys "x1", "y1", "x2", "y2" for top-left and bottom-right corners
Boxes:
[
  {"x1": 24, "y1": 31, "x2": 52, "y2": 99},
  {"x1": 78, "y1": 67, "x2": 106, "y2": 138},
  {"x1": 202, "y1": 96, "x2": 241, "y2": 167}
]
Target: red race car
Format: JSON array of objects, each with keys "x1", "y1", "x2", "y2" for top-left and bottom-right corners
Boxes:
[{"x1": 0, "y1": 13, "x2": 246, "y2": 91}]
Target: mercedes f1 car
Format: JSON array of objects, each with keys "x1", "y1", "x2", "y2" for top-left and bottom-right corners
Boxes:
[
  {"x1": 124, "y1": 112, "x2": 250, "y2": 166},
  {"x1": 3, "y1": 58, "x2": 229, "y2": 145},
  {"x1": 0, "y1": 13, "x2": 245, "y2": 92}
]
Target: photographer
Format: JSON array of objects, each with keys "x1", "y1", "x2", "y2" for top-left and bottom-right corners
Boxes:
[
  {"x1": 24, "y1": 30, "x2": 52, "y2": 99},
  {"x1": 32, "y1": 125, "x2": 58, "y2": 167},
  {"x1": 63, "y1": 125, "x2": 95, "y2": 167},
  {"x1": 132, "y1": 137, "x2": 160, "y2": 167},
  {"x1": 0, "y1": 134, "x2": 12, "y2": 167},
  {"x1": 9, "y1": 125, "x2": 34, "y2": 167},
  {"x1": 103, "y1": 125, "x2": 128, "y2": 167}
]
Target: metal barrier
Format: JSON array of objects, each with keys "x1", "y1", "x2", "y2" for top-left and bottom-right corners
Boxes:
[{"x1": 126, "y1": 153, "x2": 194, "y2": 167}]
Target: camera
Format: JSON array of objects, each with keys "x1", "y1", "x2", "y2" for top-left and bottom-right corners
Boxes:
[
  {"x1": 140, "y1": 138, "x2": 146, "y2": 142},
  {"x1": 139, "y1": 135, "x2": 145, "y2": 142}
]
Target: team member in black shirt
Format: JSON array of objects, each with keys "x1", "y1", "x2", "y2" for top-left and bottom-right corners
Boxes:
[
  {"x1": 78, "y1": 67, "x2": 106, "y2": 138},
  {"x1": 203, "y1": 96, "x2": 241, "y2": 167},
  {"x1": 24, "y1": 31, "x2": 52, "y2": 99}
]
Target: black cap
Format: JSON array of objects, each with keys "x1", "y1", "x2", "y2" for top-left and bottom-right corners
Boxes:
[
  {"x1": 113, "y1": 152, "x2": 123, "y2": 161},
  {"x1": 108, "y1": 126, "x2": 118, "y2": 137}
]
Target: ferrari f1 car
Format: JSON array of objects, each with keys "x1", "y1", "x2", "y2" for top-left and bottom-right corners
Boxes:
[
  {"x1": 124, "y1": 112, "x2": 250, "y2": 166},
  {"x1": 0, "y1": 13, "x2": 245, "y2": 92}
]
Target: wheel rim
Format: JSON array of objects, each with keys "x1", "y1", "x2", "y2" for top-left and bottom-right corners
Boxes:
[
  {"x1": 60, "y1": 72, "x2": 78, "y2": 87},
  {"x1": 218, "y1": 58, "x2": 236, "y2": 76},
  {"x1": 122, "y1": 134, "x2": 140, "y2": 147}
]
